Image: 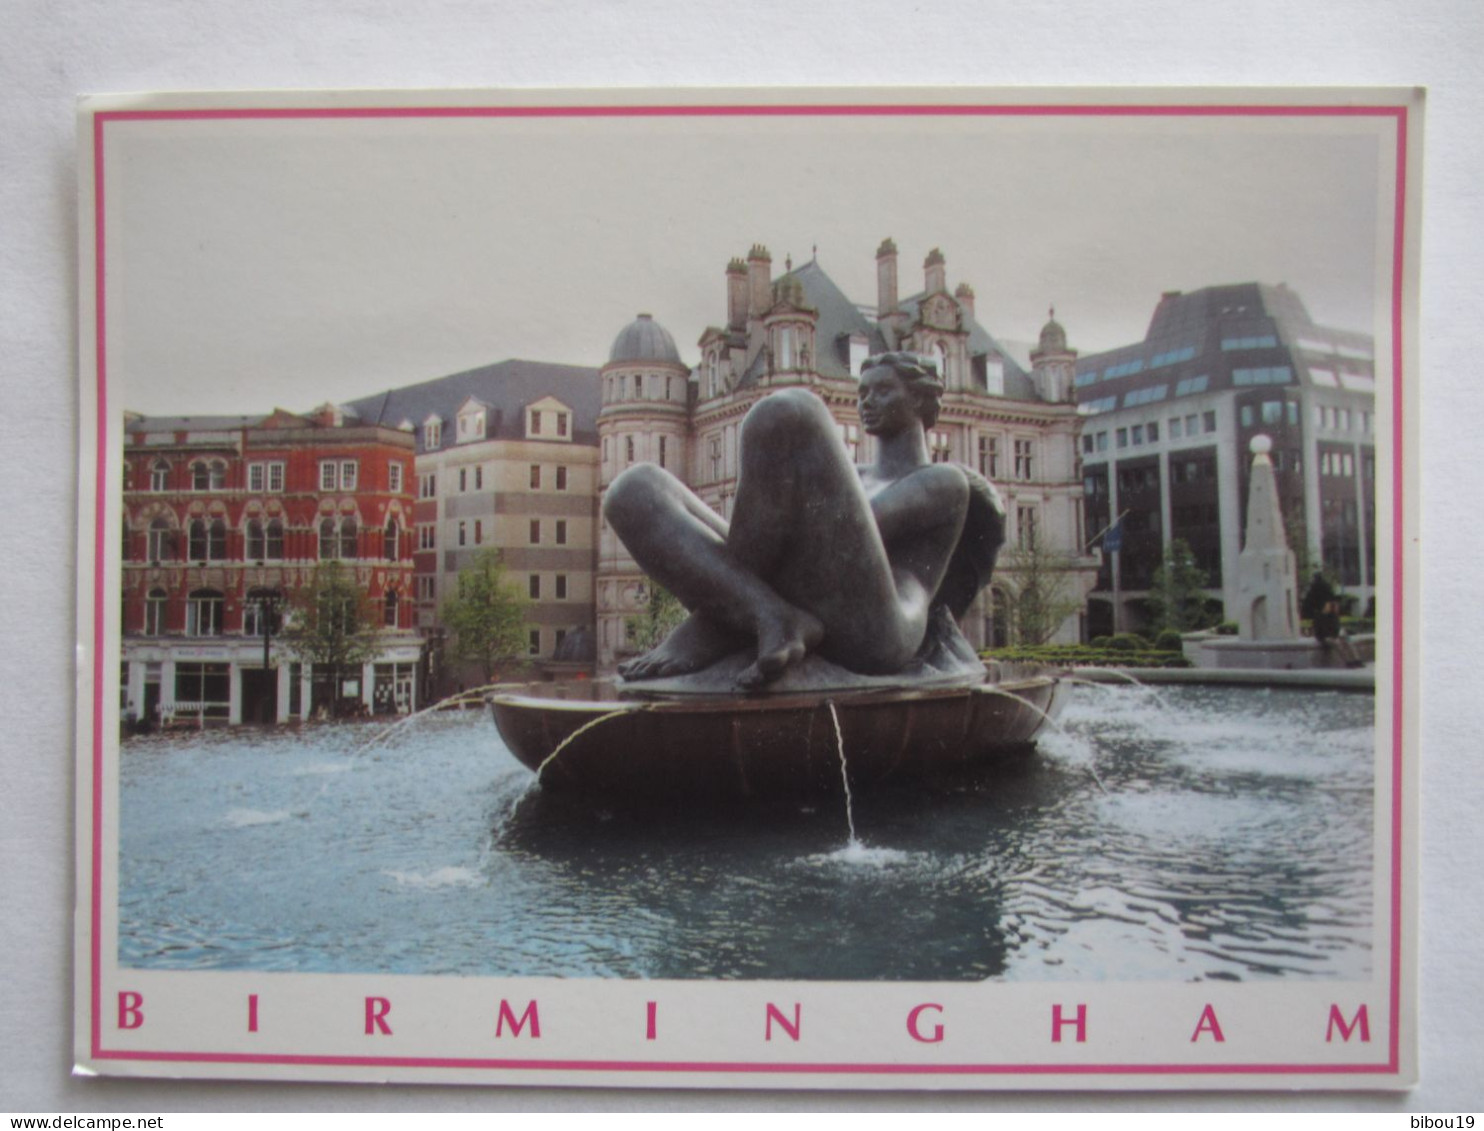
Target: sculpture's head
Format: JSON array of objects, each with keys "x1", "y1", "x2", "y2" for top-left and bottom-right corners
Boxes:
[{"x1": 857, "y1": 352, "x2": 945, "y2": 435}]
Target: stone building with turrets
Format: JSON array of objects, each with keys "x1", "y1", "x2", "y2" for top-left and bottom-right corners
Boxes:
[{"x1": 594, "y1": 240, "x2": 1101, "y2": 668}]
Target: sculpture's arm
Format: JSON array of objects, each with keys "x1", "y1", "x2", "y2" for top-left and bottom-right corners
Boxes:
[{"x1": 868, "y1": 464, "x2": 970, "y2": 545}]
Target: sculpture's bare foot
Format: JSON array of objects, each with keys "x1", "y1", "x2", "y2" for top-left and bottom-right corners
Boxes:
[
  {"x1": 618, "y1": 614, "x2": 739, "y2": 681},
  {"x1": 737, "y1": 607, "x2": 824, "y2": 690}
]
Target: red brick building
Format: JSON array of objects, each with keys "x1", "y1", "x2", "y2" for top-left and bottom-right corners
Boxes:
[{"x1": 120, "y1": 406, "x2": 422, "y2": 725}]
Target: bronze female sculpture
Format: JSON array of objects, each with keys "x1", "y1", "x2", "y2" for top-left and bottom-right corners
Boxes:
[{"x1": 603, "y1": 353, "x2": 1006, "y2": 691}]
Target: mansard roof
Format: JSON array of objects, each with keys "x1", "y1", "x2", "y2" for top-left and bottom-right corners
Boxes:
[{"x1": 344, "y1": 358, "x2": 601, "y2": 453}]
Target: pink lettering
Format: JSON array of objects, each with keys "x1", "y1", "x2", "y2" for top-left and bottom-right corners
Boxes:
[
  {"x1": 248, "y1": 993, "x2": 259, "y2": 1033},
  {"x1": 1051, "y1": 1003, "x2": 1087, "y2": 1043},
  {"x1": 765, "y1": 1002, "x2": 801, "y2": 1042},
  {"x1": 116, "y1": 991, "x2": 144, "y2": 1030},
  {"x1": 906, "y1": 1003, "x2": 945, "y2": 1043},
  {"x1": 496, "y1": 999, "x2": 541, "y2": 1038},
  {"x1": 1191, "y1": 1004, "x2": 1225, "y2": 1042},
  {"x1": 1327, "y1": 1004, "x2": 1371, "y2": 1043},
  {"x1": 364, "y1": 996, "x2": 392, "y2": 1035},
  {"x1": 646, "y1": 1000, "x2": 657, "y2": 1041}
]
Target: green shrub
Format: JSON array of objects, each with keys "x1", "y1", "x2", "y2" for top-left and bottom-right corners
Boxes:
[
  {"x1": 983, "y1": 643, "x2": 1191, "y2": 669},
  {"x1": 1154, "y1": 629, "x2": 1184, "y2": 651},
  {"x1": 1090, "y1": 635, "x2": 1111, "y2": 648},
  {"x1": 1106, "y1": 633, "x2": 1145, "y2": 652},
  {"x1": 1213, "y1": 621, "x2": 1239, "y2": 636}
]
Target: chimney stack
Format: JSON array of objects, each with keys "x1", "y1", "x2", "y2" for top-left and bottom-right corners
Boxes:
[
  {"x1": 876, "y1": 237, "x2": 898, "y2": 315},
  {"x1": 924, "y1": 247, "x2": 946, "y2": 294},
  {"x1": 726, "y1": 257, "x2": 748, "y2": 330},
  {"x1": 747, "y1": 244, "x2": 772, "y2": 320}
]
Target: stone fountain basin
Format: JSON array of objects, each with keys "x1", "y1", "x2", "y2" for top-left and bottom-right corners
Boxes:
[{"x1": 487, "y1": 668, "x2": 1065, "y2": 802}]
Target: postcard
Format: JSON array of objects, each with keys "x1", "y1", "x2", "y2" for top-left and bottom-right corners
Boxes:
[{"x1": 75, "y1": 87, "x2": 1421, "y2": 1090}]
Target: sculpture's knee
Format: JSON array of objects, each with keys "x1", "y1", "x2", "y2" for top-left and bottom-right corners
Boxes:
[
  {"x1": 603, "y1": 462, "x2": 668, "y2": 526},
  {"x1": 742, "y1": 388, "x2": 833, "y2": 444}
]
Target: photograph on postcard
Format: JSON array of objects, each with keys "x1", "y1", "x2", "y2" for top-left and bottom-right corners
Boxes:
[{"x1": 76, "y1": 88, "x2": 1419, "y2": 1088}]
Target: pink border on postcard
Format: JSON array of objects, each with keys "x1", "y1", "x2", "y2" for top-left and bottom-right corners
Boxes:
[{"x1": 87, "y1": 99, "x2": 1412, "y2": 1080}]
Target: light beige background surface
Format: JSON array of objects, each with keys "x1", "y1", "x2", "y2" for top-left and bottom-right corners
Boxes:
[{"x1": 4, "y1": 0, "x2": 1480, "y2": 1112}]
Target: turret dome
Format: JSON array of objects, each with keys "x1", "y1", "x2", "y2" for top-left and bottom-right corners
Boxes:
[
  {"x1": 608, "y1": 313, "x2": 682, "y2": 365},
  {"x1": 1038, "y1": 307, "x2": 1068, "y2": 354}
]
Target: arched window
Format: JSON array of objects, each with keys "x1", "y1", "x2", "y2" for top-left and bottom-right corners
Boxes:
[
  {"x1": 208, "y1": 518, "x2": 227, "y2": 560},
  {"x1": 339, "y1": 517, "x2": 359, "y2": 560},
  {"x1": 319, "y1": 517, "x2": 338, "y2": 560},
  {"x1": 185, "y1": 588, "x2": 224, "y2": 636},
  {"x1": 144, "y1": 588, "x2": 167, "y2": 635},
  {"x1": 188, "y1": 518, "x2": 207, "y2": 560},
  {"x1": 147, "y1": 517, "x2": 176, "y2": 561},
  {"x1": 383, "y1": 520, "x2": 399, "y2": 561},
  {"x1": 265, "y1": 518, "x2": 284, "y2": 560},
  {"x1": 150, "y1": 460, "x2": 170, "y2": 492},
  {"x1": 383, "y1": 588, "x2": 399, "y2": 627},
  {"x1": 246, "y1": 519, "x2": 266, "y2": 560},
  {"x1": 935, "y1": 341, "x2": 950, "y2": 385}
]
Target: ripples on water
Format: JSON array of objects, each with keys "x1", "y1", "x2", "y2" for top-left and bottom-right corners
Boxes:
[{"x1": 118, "y1": 684, "x2": 1374, "y2": 982}]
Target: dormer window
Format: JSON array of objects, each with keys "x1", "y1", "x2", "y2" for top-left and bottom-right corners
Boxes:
[
  {"x1": 456, "y1": 400, "x2": 487, "y2": 444},
  {"x1": 423, "y1": 417, "x2": 443, "y2": 451},
  {"x1": 525, "y1": 397, "x2": 574, "y2": 442}
]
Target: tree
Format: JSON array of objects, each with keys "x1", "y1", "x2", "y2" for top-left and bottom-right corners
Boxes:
[
  {"x1": 280, "y1": 561, "x2": 385, "y2": 716},
  {"x1": 624, "y1": 583, "x2": 688, "y2": 653},
  {"x1": 1000, "y1": 529, "x2": 1085, "y2": 646},
  {"x1": 1145, "y1": 539, "x2": 1214, "y2": 634},
  {"x1": 441, "y1": 548, "x2": 531, "y2": 682}
]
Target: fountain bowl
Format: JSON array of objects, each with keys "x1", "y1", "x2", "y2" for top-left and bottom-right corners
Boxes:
[{"x1": 487, "y1": 666, "x2": 1065, "y2": 802}]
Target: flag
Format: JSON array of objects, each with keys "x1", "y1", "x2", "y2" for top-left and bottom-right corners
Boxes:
[{"x1": 1102, "y1": 519, "x2": 1123, "y2": 554}]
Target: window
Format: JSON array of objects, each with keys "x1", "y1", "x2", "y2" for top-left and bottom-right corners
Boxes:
[
  {"x1": 979, "y1": 436, "x2": 999, "y2": 478},
  {"x1": 1116, "y1": 427, "x2": 1128, "y2": 449},
  {"x1": 659, "y1": 436, "x2": 668, "y2": 468},
  {"x1": 1017, "y1": 505, "x2": 1039, "y2": 550},
  {"x1": 557, "y1": 412, "x2": 569, "y2": 438},
  {"x1": 556, "y1": 466, "x2": 568, "y2": 491},
  {"x1": 416, "y1": 576, "x2": 436, "y2": 602},
  {"x1": 265, "y1": 518, "x2": 284, "y2": 560},
  {"x1": 248, "y1": 464, "x2": 266, "y2": 492},
  {"x1": 1240, "y1": 405, "x2": 1254, "y2": 428},
  {"x1": 626, "y1": 436, "x2": 636, "y2": 465},
  {"x1": 424, "y1": 420, "x2": 442, "y2": 450},
  {"x1": 268, "y1": 462, "x2": 284, "y2": 492},
  {"x1": 320, "y1": 516, "x2": 358, "y2": 559},
  {"x1": 419, "y1": 525, "x2": 436, "y2": 551},
  {"x1": 708, "y1": 436, "x2": 721, "y2": 480},
  {"x1": 246, "y1": 518, "x2": 266, "y2": 560},
  {"x1": 383, "y1": 520, "x2": 399, "y2": 560},
  {"x1": 1081, "y1": 434, "x2": 1094, "y2": 455},
  {"x1": 1013, "y1": 440, "x2": 1034, "y2": 480},
  {"x1": 389, "y1": 463, "x2": 404, "y2": 494},
  {"x1": 474, "y1": 520, "x2": 482, "y2": 545},
  {"x1": 340, "y1": 517, "x2": 358, "y2": 559},
  {"x1": 1147, "y1": 421, "x2": 1160, "y2": 443},
  {"x1": 555, "y1": 520, "x2": 567, "y2": 545},
  {"x1": 147, "y1": 517, "x2": 176, "y2": 561},
  {"x1": 185, "y1": 589, "x2": 224, "y2": 636},
  {"x1": 188, "y1": 518, "x2": 227, "y2": 561},
  {"x1": 458, "y1": 521, "x2": 467, "y2": 547},
  {"x1": 1095, "y1": 432, "x2": 1108, "y2": 453},
  {"x1": 419, "y1": 472, "x2": 437, "y2": 499},
  {"x1": 1232, "y1": 366, "x2": 1292, "y2": 387},
  {"x1": 528, "y1": 628, "x2": 541, "y2": 656},
  {"x1": 1261, "y1": 401, "x2": 1284, "y2": 425},
  {"x1": 1131, "y1": 424, "x2": 1144, "y2": 445},
  {"x1": 459, "y1": 468, "x2": 467, "y2": 493},
  {"x1": 530, "y1": 465, "x2": 541, "y2": 490},
  {"x1": 383, "y1": 589, "x2": 399, "y2": 628},
  {"x1": 530, "y1": 410, "x2": 542, "y2": 435},
  {"x1": 192, "y1": 461, "x2": 226, "y2": 491},
  {"x1": 242, "y1": 588, "x2": 282, "y2": 638},
  {"x1": 319, "y1": 461, "x2": 338, "y2": 491},
  {"x1": 1174, "y1": 375, "x2": 1209, "y2": 397},
  {"x1": 1203, "y1": 411, "x2": 1217, "y2": 433},
  {"x1": 529, "y1": 520, "x2": 541, "y2": 544},
  {"x1": 150, "y1": 460, "x2": 170, "y2": 491},
  {"x1": 144, "y1": 588, "x2": 167, "y2": 635},
  {"x1": 555, "y1": 574, "x2": 568, "y2": 600},
  {"x1": 1169, "y1": 417, "x2": 1183, "y2": 440},
  {"x1": 1221, "y1": 334, "x2": 1278, "y2": 350},
  {"x1": 529, "y1": 575, "x2": 541, "y2": 600}
]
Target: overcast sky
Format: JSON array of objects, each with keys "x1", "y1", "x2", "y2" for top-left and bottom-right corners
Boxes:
[{"x1": 100, "y1": 100, "x2": 1392, "y2": 416}]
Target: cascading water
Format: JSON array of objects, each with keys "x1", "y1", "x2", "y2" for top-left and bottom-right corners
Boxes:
[{"x1": 825, "y1": 699, "x2": 858, "y2": 845}]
